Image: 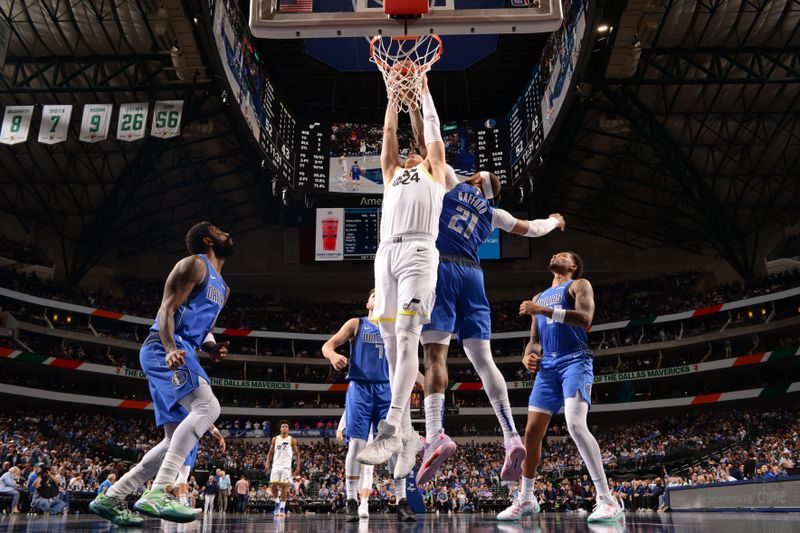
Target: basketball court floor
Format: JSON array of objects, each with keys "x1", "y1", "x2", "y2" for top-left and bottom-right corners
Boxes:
[{"x1": 2, "y1": 512, "x2": 799, "y2": 532}]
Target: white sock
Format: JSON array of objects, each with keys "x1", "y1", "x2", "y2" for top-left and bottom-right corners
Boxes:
[
  {"x1": 463, "y1": 338, "x2": 517, "y2": 439},
  {"x1": 395, "y1": 478, "x2": 406, "y2": 501},
  {"x1": 386, "y1": 324, "x2": 421, "y2": 428},
  {"x1": 346, "y1": 479, "x2": 359, "y2": 501},
  {"x1": 152, "y1": 451, "x2": 185, "y2": 490},
  {"x1": 424, "y1": 393, "x2": 445, "y2": 441},
  {"x1": 179, "y1": 495, "x2": 188, "y2": 505},
  {"x1": 401, "y1": 399, "x2": 413, "y2": 435},
  {"x1": 521, "y1": 476, "x2": 535, "y2": 502},
  {"x1": 564, "y1": 393, "x2": 612, "y2": 500}
]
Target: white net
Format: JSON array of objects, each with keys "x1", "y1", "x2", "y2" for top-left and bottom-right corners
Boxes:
[{"x1": 370, "y1": 35, "x2": 443, "y2": 113}]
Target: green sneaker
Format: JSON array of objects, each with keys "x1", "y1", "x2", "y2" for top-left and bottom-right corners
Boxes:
[
  {"x1": 89, "y1": 492, "x2": 145, "y2": 527},
  {"x1": 133, "y1": 488, "x2": 197, "y2": 523}
]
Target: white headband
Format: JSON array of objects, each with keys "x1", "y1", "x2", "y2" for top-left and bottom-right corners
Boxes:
[{"x1": 480, "y1": 171, "x2": 494, "y2": 200}]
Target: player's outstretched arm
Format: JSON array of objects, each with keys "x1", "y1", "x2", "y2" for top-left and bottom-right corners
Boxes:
[
  {"x1": 420, "y1": 75, "x2": 447, "y2": 186},
  {"x1": 519, "y1": 280, "x2": 595, "y2": 329},
  {"x1": 210, "y1": 424, "x2": 226, "y2": 453},
  {"x1": 381, "y1": 103, "x2": 401, "y2": 182},
  {"x1": 493, "y1": 210, "x2": 566, "y2": 237},
  {"x1": 157, "y1": 256, "x2": 206, "y2": 369},
  {"x1": 322, "y1": 318, "x2": 359, "y2": 371},
  {"x1": 409, "y1": 107, "x2": 428, "y2": 159},
  {"x1": 522, "y1": 293, "x2": 543, "y2": 373}
]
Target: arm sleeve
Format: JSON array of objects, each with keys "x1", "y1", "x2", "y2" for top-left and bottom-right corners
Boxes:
[
  {"x1": 490, "y1": 208, "x2": 518, "y2": 232},
  {"x1": 337, "y1": 412, "x2": 346, "y2": 432},
  {"x1": 524, "y1": 217, "x2": 560, "y2": 237}
]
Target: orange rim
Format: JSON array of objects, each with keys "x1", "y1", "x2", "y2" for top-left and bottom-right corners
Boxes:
[{"x1": 369, "y1": 34, "x2": 443, "y2": 72}]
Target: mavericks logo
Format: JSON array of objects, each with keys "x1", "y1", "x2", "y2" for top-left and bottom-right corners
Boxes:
[{"x1": 172, "y1": 369, "x2": 188, "y2": 387}]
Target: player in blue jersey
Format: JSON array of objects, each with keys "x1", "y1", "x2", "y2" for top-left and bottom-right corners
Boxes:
[
  {"x1": 90, "y1": 222, "x2": 232, "y2": 526},
  {"x1": 415, "y1": 169, "x2": 566, "y2": 486},
  {"x1": 497, "y1": 251, "x2": 622, "y2": 523},
  {"x1": 322, "y1": 289, "x2": 417, "y2": 523},
  {"x1": 350, "y1": 161, "x2": 361, "y2": 192}
]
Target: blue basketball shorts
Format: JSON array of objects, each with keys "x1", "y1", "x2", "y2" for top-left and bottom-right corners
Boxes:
[
  {"x1": 345, "y1": 380, "x2": 391, "y2": 441},
  {"x1": 184, "y1": 442, "x2": 199, "y2": 468},
  {"x1": 139, "y1": 337, "x2": 210, "y2": 427},
  {"x1": 424, "y1": 261, "x2": 491, "y2": 342},
  {"x1": 528, "y1": 352, "x2": 594, "y2": 415}
]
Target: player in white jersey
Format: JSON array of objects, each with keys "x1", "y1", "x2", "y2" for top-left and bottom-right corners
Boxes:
[
  {"x1": 266, "y1": 421, "x2": 300, "y2": 517},
  {"x1": 358, "y1": 74, "x2": 448, "y2": 478}
]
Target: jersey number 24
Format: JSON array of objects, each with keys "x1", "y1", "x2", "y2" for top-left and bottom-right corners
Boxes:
[
  {"x1": 392, "y1": 169, "x2": 420, "y2": 186},
  {"x1": 447, "y1": 206, "x2": 478, "y2": 239}
]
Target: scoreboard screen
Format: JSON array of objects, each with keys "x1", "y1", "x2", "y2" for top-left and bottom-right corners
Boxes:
[
  {"x1": 474, "y1": 117, "x2": 511, "y2": 187},
  {"x1": 315, "y1": 207, "x2": 380, "y2": 261},
  {"x1": 296, "y1": 122, "x2": 329, "y2": 191}
]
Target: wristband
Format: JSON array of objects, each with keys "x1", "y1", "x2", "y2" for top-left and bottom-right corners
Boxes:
[
  {"x1": 552, "y1": 308, "x2": 567, "y2": 323},
  {"x1": 203, "y1": 332, "x2": 216, "y2": 346}
]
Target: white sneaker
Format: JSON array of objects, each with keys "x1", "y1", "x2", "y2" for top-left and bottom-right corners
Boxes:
[
  {"x1": 357, "y1": 420, "x2": 403, "y2": 465},
  {"x1": 358, "y1": 502, "x2": 369, "y2": 519},
  {"x1": 587, "y1": 497, "x2": 624, "y2": 523},
  {"x1": 393, "y1": 430, "x2": 423, "y2": 479},
  {"x1": 496, "y1": 498, "x2": 540, "y2": 521}
]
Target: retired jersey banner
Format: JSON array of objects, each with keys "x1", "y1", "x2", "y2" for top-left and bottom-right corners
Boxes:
[
  {"x1": 0, "y1": 106, "x2": 34, "y2": 145},
  {"x1": 117, "y1": 102, "x2": 149, "y2": 141},
  {"x1": 38, "y1": 105, "x2": 73, "y2": 144},
  {"x1": 151, "y1": 100, "x2": 183, "y2": 138},
  {"x1": 79, "y1": 104, "x2": 113, "y2": 143}
]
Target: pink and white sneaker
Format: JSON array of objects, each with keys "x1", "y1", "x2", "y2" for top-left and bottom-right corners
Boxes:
[
  {"x1": 587, "y1": 496, "x2": 624, "y2": 523},
  {"x1": 496, "y1": 498, "x2": 540, "y2": 521},
  {"x1": 415, "y1": 429, "x2": 457, "y2": 485},
  {"x1": 500, "y1": 433, "x2": 527, "y2": 481}
]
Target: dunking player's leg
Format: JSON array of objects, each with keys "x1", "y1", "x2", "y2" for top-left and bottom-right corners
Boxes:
[
  {"x1": 134, "y1": 378, "x2": 221, "y2": 522},
  {"x1": 359, "y1": 323, "x2": 402, "y2": 463},
  {"x1": 387, "y1": 314, "x2": 423, "y2": 480},
  {"x1": 497, "y1": 409, "x2": 549, "y2": 521},
  {"x1": 565, "y1": 393, "x2": 621, "y2": 522},
  {"x1": 462, "y1": 338, "x2": 526, "y2": 480}
]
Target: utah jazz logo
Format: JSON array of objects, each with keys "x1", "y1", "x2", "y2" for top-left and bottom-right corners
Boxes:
[{"x1": 392, "y1": 169, "x2": 421, "y2": 187}]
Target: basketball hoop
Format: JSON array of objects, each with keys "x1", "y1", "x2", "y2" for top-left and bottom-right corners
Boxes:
[{"x1": 370, "y1": 34, "x2": 443, "y2": 113}]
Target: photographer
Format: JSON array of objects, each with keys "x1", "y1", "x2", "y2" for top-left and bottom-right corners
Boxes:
[{"x1": 32, "y1": 467, "x2": 67, "y2": 515}]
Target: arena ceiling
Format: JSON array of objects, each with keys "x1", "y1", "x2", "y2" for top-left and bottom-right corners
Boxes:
[
  {"x1": 0, "y1": 0, "x2": 798, "y2": 283},
  {"x1": 532, "y1": 0, "x2": 800, "y2": 280}
]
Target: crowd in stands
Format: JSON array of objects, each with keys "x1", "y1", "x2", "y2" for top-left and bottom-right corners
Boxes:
[
  {"x1": 3, "y1": 263, "x2": 799, "y2": 338},
  {"x1": 1, "y1": 405, "x2": 796, "y2": 515},
  {"x1": 329, "y1": 123, "x2": 415, "y2": 158}
]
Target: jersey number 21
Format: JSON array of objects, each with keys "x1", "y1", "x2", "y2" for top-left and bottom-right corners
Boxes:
[{"x1": 447, "y1": 206, "x2": 478, "y2": 239}]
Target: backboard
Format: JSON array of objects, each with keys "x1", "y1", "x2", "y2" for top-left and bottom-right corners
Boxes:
[{"x1": 249, "y1": 0, "x2": 563, "y2": 39}]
